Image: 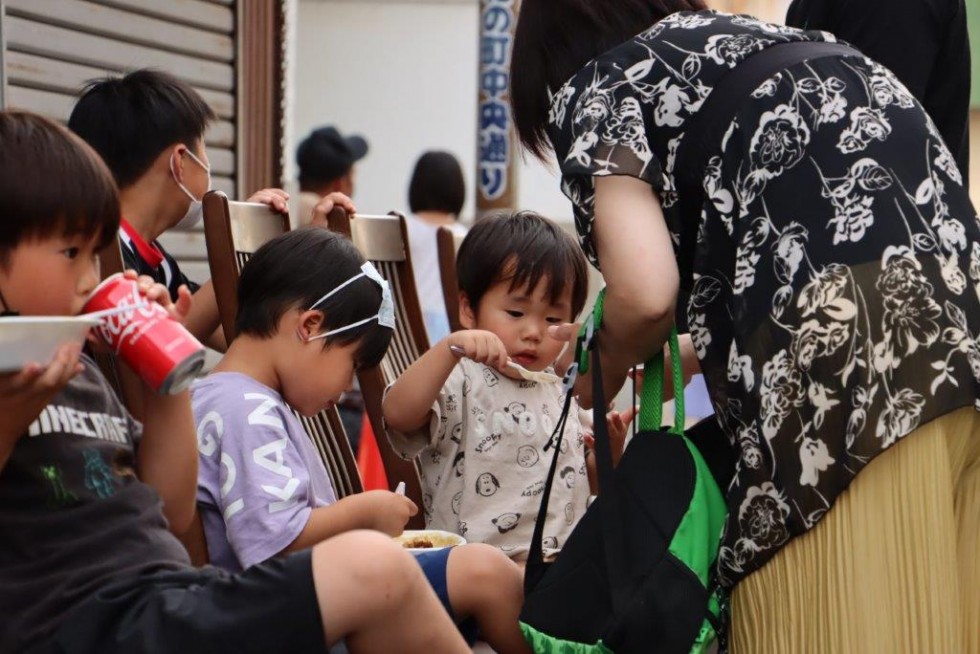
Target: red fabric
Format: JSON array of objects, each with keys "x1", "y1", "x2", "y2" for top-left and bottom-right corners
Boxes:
[
  {"x1": 119, "y1": 218, "x2": 164, "y2": 268},
  {"x1": 356, "y1": 413, "x2": 388, "y2": 490}
]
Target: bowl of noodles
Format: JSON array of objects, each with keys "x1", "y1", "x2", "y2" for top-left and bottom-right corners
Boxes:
[{"x1": 394, "y1": 529, "x2": 466, "y2": 552}]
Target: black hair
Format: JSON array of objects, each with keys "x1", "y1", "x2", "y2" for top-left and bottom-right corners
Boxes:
[
  {"x1": 68, "y1": 69, "x2": 216, "y2": 188},
  {"x1": 236, "y1": 228, "x2": 392, "y2": 370},
  {"x1": 408, "y1": 151, "x2": 466, "y2": 215},
  {"x1": 456, "y1": 211, "x2": 589, "y2": 319},
  {"x1": 560, "y1": 466, "x2": 575, "y2": 477},
  {"x1": 511, "y1": 0, "x2": 708, "y2": 158},
  {"x1": 0, "y1": 111, "x2": 120, "y2": 263}
]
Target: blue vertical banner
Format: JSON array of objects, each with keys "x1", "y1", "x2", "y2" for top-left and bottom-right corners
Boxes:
[{"x1": 477, "y1": 0, "x2": 518, "y2": 214}]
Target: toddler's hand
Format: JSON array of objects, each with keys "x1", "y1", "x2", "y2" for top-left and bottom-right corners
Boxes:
[
  {"x1": 361, "y1": 489, "x2": 418, "y2": 536},
  {"x1": 447, "y1": 330, "x2": 509, "y2": 371},
  {"x1": 584, "y1": 405, "x2": 636, "y2": 470}
]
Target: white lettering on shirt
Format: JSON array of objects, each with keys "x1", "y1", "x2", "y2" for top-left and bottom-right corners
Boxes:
[{"x1": 26, "y1": 405, "x2": 128, "y2": 444}]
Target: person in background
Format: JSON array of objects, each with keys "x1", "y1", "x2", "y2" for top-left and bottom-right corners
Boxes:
[
  {"x1": 294, "y1": 125, "x2": 369, "y2": 228},
  {"x1": 786, "y1": 0, "x2": 971, "y2": 178},
  {"x1": 405, "y1": 151, "x2": 469, "y2": 343},
  {"x1": 67, "y1": 70, "x2": 344, "y2": 352},
  {"x1": 293, "y1": 125, "x2": 370, "y2": 448}
]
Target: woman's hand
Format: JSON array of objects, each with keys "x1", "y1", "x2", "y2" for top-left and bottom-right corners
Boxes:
[{"x1": 548, "y1": 322, "x2": 632, "y2": 409}]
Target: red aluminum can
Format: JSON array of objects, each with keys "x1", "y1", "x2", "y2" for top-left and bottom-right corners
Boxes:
[{"x1": 84, "y1": 274, "x2": 205, "y2": 394}]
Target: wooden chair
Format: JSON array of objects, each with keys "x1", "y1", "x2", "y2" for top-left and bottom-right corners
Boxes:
[
  {"x1": 436, "y1": 226, "x2": 465, "y2": 334},
  {"x1": 328, "y1": 209, "x2": 428, "y2": 529},
  {"x1": 202, "y1": 190, "x2": 364, "y2": 500}
]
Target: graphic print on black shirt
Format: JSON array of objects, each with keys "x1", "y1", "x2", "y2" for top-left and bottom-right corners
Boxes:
[{"x1": 0, "y1": 355, "x2": 190, "y2": 651}]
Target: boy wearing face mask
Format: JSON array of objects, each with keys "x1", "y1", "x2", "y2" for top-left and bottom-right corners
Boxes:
[{"x1": 67, "y1": 69, "x2": 355, "y2": 350}]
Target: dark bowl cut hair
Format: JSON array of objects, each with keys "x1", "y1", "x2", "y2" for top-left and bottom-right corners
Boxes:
[
  {"x1": 235, "y1": 228, "x2": 393, "y2": 371},
  {"x1": 456, "y1": 211, "x2": 588, "y2": 319},
  {"x1": 0, "y1": 111, "x2": 120, "y2": 263},
  {"x1": 408, "y1": 151, "x2": 466, "y2": 216},
  {"x1": 68, "y1": 69, "x2": 216, "y2": 189},
  {"x1": 511, "y1": 0, "x2": 708, "y2": 159}
]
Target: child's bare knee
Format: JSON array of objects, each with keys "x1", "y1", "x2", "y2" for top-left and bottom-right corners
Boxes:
[
  {"x1": 448, "y1": 544, "x2": 523, "y2": 605},
  {"x1": 313, "y1": 530, "x2": 419, "y2": 601}
]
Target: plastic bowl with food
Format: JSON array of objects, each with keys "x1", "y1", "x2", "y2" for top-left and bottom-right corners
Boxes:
[
  {"x1": 393, "y1": 529, "x2": 467, "y2": 553},
  {"x1": 0, "y1": 316, "x2": 100, "y2": 373}
]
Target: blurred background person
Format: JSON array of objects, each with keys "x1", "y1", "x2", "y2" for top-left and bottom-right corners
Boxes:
[
  {"x1": 292, "y1": 125, "x2": 370, "y2": 450},
  {"x1": 293, "y1": 125, "x2": 369, "y2": 228},
  {"x1": 404, "y1": 151, "x2": 469, "y2": 343}
]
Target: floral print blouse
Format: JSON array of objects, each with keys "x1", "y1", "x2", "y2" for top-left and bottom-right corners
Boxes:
[{"x1": 547, "y1": 10, "x2": 980, "y2": 587}]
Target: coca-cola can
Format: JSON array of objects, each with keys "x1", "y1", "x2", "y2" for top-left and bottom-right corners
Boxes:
[{"x1": 84, "y1": 273, "x2": 205, "y2": 394}]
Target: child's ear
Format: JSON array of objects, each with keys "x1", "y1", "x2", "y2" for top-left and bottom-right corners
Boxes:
[
  {"x1": 458, "y1": 292, "x2": 477, "y2": 329},
  {"x1": 297, "y1": 309, "x2": 326, "y2": 340}
]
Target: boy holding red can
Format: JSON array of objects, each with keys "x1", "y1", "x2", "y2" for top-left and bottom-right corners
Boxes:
[{"x1": 0, "y1": 111, "x2": 472, "y2": 654}]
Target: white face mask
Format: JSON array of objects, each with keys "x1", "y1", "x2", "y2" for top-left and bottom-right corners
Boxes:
[
  {"x1": 170, "y1": 149, "x2": 211, "y2": 230},
  {"x1": 304, "y1": 262, "x2": 395, "y2": 341}
]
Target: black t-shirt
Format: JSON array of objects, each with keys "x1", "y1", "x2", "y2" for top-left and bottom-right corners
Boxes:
[
  {"x1": 0, "y1": 355, "x2": 190, "y2": 651},
  {"x1": 119, "y1": 230, "x2": 201, "y2": 302},
  {"x1": 786, "y1": 0, "x2": 971, "y2": 177}
]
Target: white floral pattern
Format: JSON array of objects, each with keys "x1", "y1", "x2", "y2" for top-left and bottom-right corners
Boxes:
[{"x1": 548, "y1": 10, "x2": 980, "y2": 588}]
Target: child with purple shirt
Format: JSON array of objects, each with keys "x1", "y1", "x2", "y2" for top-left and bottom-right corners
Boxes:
[{"x1": 192, "y1": 228, "x2": 529, "y2": 653}]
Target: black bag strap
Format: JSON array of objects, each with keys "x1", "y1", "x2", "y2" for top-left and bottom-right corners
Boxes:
[
  {"x1": 673, "y1": 40, "x2": 860, "y2": 291},
  {"x1": 586, "y1": 332, "x2": 632, "y2": 612}
]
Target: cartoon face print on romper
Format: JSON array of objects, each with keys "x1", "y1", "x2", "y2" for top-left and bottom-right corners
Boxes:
[
  {"x1": 450, "y1": 422, "x2": 463, "y2": 444},
  {"x1": 542, "y1": 536, "x2": 558, "y2": 550},
  {"x1": 564, "y1": 502, "x2": 575, "y2": 526},
  {"x1": 475, "y1": 472, "x2": 500, "y2": 497},
  {"x1": 453, "y1": 452, "x2": 465, "y2": 477},
  {"x1": 559, "y1": 466, "x2": 577, "y2": 490},
  {"x1": 493, "y1": 512, "x2": 521, "y2": 533},
  {"x1": 83, "y1": 449, "x2": 116, "y2": 499},
  {"x1": 452, "y1": 491, "x2": 463, "y2": 515},
  {"x1": 483, "y1": 368, "x2": 500, "y2": 388},
  {"x1": 504, "y1": 402, "x2": 526, "y2": 424},
  {"x1": 517, "y1": 444, "x2": 540, "y2": 468}
]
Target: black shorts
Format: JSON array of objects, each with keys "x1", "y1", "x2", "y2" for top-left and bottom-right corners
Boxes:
[{"x1": 43, "y1": 550, "x2": 335, "y2": 654}]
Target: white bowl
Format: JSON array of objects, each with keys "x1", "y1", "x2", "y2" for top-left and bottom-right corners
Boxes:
[
  {"x1": 0, "y1": 316, "x2": 100, "y2": 373},
  {"x1": 393, "y1": 529, "x2": 467, "y2": 553}
]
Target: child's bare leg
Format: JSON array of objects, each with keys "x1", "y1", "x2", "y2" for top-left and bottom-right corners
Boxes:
[
  {"x1": 310, "y1": 531, "x2": 469, "y2": 653},
  {"x1": 446, "y1": 543, "x2": 531, "y2": 654}
]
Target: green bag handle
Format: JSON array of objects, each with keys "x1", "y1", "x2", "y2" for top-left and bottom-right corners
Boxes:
[{"x1": 576, "y1": 289, "x2": 684, "y2": 434}]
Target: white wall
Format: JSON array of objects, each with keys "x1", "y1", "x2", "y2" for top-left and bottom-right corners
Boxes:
[{"x1": 289, "y1": 0, "x2": 573, "y2": 223}]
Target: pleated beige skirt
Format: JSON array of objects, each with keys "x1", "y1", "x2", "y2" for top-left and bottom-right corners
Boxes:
[{"x1": 731, "y1": 406, "x2": 980, "y2": 654}]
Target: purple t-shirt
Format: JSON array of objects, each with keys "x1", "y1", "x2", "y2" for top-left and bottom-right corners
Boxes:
[{"x1": 192, "y1": 372, "x2": 337, "y2": 571}]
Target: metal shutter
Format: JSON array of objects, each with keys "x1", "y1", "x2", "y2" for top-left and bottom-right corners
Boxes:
[{"x1": 0, "y1": 0, "x2": 239, "y2": 285}]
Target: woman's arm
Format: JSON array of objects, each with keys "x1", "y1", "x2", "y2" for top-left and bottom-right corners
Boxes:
[{"x1": 576, "y1": 175, "x2": 680, "y2": 408}]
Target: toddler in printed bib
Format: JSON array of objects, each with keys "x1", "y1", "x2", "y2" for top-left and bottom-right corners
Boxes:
[{"x1": 384, "y1": 211, "x2": 631, "y2": 561}]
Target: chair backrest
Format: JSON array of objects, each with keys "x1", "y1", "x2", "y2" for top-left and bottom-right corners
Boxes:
[
  {"x1": 202, "y1": 191, "x2": 291, "y2": 343},
  {"x1": 328, "y1": 210, "x2": 428, "y2": 528},
  {"x1": 202, "y1": 190, "x2": 364, "y2": 499},
  {"x1": 436, "y1": 226, "x2": 465, "y2": 334}
]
